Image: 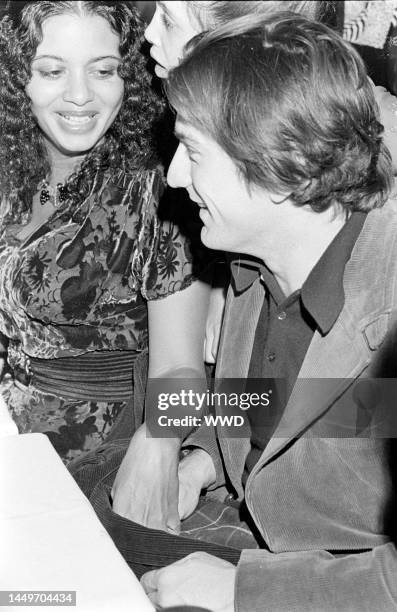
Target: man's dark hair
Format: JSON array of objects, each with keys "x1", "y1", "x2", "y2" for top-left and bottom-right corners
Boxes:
[{"x1": 166, "y1": 12, "x2": 393, "y2": 213}]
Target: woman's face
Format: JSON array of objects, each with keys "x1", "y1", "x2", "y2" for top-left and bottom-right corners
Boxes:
[
  {"x1": 144, "y1": 1, "x2": 202, "y2": 78},
  {"x1": 26, "y1": 13, "x2": 124, "y2": 156}
]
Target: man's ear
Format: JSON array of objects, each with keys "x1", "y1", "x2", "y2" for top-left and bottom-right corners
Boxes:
[{"x1": 270, "y1": 192, "x2": 291, "y2": 205}]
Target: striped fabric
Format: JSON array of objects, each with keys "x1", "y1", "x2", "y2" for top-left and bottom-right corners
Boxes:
[
  {"x1": 343, "y1": 5, "x2": 368, "y2": 43},
  {"x1": 29, "y1": 350, "x2": 137, "y2": 402},
  {"x1": 343, "y1": 0, "x2": 397, "y2": 48}
]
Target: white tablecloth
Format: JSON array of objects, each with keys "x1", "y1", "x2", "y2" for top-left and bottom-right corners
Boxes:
[{"x1": 0, "y1": 433, "x2": 154, "y2": 612}]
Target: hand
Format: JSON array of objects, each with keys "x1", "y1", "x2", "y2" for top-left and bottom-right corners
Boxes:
[
  {"x1": 204, "y1": 286, "x2": 226, "y2": 363},
  {"x1": 178, "y1": 448, "x2": 216, "y2": 520},
  {"x1": 141, "y1": 552, "x2": 236, "y2": 611},
  {"x1": 110, "y1": 422, "x2": 181, "y2": 533}
]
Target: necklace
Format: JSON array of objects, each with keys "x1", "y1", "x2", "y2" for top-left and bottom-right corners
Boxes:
[{"x1": 39, "y1": 179, "x2": 68, "y2": 208}]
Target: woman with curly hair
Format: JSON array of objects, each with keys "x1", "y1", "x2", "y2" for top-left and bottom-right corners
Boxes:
[{"x1": 0, "y1": 0, "x2": 210, "y2": 533}]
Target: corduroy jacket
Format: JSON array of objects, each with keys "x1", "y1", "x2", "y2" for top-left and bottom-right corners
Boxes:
[{"x1": 189, "y1": 192, "x2": 397, "y2": 611}]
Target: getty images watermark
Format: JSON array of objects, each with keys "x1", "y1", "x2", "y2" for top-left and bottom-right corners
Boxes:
[
  {"x1": 156, "y1": 387, "x2": 272, "y2": 428},
  {"x1": 146, "y1": 377, "x2": 397, "y2": 439},
  {"x1": 146, "y1": 378, "x2": 276, "y2": 437}
]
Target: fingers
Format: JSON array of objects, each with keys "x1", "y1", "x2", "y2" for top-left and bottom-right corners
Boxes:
[
  {"x1": 110, "y1": 485, "x2": 130, "y2": 519},
  {"x1": 140, "y1": 569, "x2": 159, "y2": 594},
  {"x1": 111, "y1": 482, "x2": 182, "y2": 532},
  {"x1": 142, "y1": 553, "x2": 195, "y2": 597},
  {"x1": 165, "y1": 512, "x2": 181, "y2": 535},
  {"x1": 141, "y1": 569, "x2": 175, "y2": 609},
  {"x1": 141, "y1": 553, "x2": 228, "y2": 610},
  {"x1": 177, "y1": 483, "x2": 200, "y2": 520},
  {"x1": 146, "y1": 591, "x2": 161, "y2": 608},
  {"x1": 203, "y1": 336, "x2": 209, "y2": 362},
  {"x1": 109, "y1": 436, "x2": 182, "y2": 529},
  {"x1": 203, "y1": 333, "x2": 216, "y2": 364}
]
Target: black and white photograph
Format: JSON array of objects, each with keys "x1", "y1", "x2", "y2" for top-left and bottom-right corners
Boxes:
[{"x1": 0, "y1": 1, "x2": 397, "y2": 610}]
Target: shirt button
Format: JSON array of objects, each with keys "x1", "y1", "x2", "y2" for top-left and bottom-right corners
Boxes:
[
  {"x1": 267, "y1": 351, "x2": 276, "y2": 362},
  {"x1": 224, "y1": 493, "x2": 241, "y2": 508},
  {"x1": 277, "y1": 311, "x2": 287, "y2": 321}
]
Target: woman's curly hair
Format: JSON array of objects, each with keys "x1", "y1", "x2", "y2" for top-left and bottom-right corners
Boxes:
[{"x1": 0, "y1": 1, "x2": 166, "y2": 224}]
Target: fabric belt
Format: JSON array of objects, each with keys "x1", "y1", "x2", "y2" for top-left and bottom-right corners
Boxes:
[{"x1": 15, "y1": 350, "x2": 138, "y2": 402}]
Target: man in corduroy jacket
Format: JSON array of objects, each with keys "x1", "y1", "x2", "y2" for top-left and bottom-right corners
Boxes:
[{"x1": 141, "y1": 11, "x2": 397, "y2": 612}]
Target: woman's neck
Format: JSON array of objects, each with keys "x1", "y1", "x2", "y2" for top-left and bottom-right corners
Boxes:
[{"x1": 45, "y1": 141, "x2": 86, "y2": 185}]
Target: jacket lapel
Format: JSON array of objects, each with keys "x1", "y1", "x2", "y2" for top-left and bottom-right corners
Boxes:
[
  {"x1": 260, "y1": 317, "x2": 372, "y2": 465},
  {"x1": 216, "y1": 277, "x2": 264, "y2": 379},
  {"x1": 215, "y1": 279, "x2": 263, "y2": 496}
]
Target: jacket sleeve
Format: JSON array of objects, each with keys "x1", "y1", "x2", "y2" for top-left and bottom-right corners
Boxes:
[{"x1": 236, "y1": 543, "x2": 397, "y2": 612}]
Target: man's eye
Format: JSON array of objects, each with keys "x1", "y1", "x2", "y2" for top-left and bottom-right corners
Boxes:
[
  {"x1": 161, "y1": 12, "x2": 173, "y2": 29},
  {"x1": 187, "y1": 149, "x2": 199, "y2": 162}
]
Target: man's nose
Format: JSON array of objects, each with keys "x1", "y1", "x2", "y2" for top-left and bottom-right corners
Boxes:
[
  {"x1": 167, "y1": 144, "x2": 191, "y2": 189},
  {"x1": 144, "y1": 18, "x2": 156, "y2": 45}
]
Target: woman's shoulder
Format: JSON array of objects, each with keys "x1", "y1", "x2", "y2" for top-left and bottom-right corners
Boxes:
[
  {"x1": 104, "y1": 164, "x2": 165, "y2": 192},
  {"x1": 76, "y1": 166, "x2": 166, "y2": 235},
  {"x1": 98, "y1": 165, "x2": 165, "y2": 209}
]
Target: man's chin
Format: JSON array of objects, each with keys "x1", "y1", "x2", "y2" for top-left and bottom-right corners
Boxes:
[
  {"x1": 200, "y1": 225, "x2": 215, "y2": 249},
  {"x1": 154, "y1": 63, "x2": 169, "y2": 79}
]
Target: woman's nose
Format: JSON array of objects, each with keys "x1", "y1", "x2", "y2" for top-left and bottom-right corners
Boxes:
[{"x1": 63, "y1": 71, "x2": 94, "y2": 106}]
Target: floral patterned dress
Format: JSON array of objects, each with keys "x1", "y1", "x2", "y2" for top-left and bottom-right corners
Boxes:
[{"x1": 0, "y1": 168, "x2": 196, "y2": 462}]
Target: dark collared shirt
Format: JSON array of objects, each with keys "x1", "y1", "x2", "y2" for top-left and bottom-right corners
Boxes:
[{"x1": 235, "y1": 212, "x2": 367, "y2": 483}]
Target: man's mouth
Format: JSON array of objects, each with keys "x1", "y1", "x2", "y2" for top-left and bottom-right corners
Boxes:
[
  {"x1": 154, "y1": 63, "x2": 168, "y2": 78},
  {"x1": 193, "y1": 199, "x2": 208, "y2": 210},
  {"x1": 150, "y1": 51, "x2": 168, "y2": 78}
]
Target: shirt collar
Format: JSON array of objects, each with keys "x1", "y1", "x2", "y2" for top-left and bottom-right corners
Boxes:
[
  {"x1": 230, "y1": 255, "x2": 265, "y2": 294},
  {"x1": 300, "y1": 211, "x2": 366, "y2": 334}
]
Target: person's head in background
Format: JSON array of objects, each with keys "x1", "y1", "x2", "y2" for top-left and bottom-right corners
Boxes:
[
  {"x1": 0, "y1": 0, "x2": 163, "y2": 223},
  {"x1": 145, "y1": 0, "x2": 397, "y2": 175},
  {"x1": 144, "y1": 0, "x2": 337, "y2": 78},
  {"x1": 164, "y1": 12, "x2": 393, "y2": 256}
]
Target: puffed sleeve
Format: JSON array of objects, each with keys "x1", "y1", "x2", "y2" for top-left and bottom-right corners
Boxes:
[{"x1": 132, "y1": 168, "x2": 202, "y2": 300}]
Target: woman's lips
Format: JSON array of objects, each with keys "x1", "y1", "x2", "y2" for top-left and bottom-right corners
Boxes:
[{"x1": 56, "y1": 111, "x2": 98, "y2": 132}]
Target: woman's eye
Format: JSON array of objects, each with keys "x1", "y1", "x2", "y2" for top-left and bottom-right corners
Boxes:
[
  {"x1": 93, "y1": 68, "x2": 117, "y2": 79},
  {"x1": 96, "y1": 68, "x2": 116, "y2": 79},
  {"x1": 38, "y1": 69, "x2": 64, "y2": 79}
]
